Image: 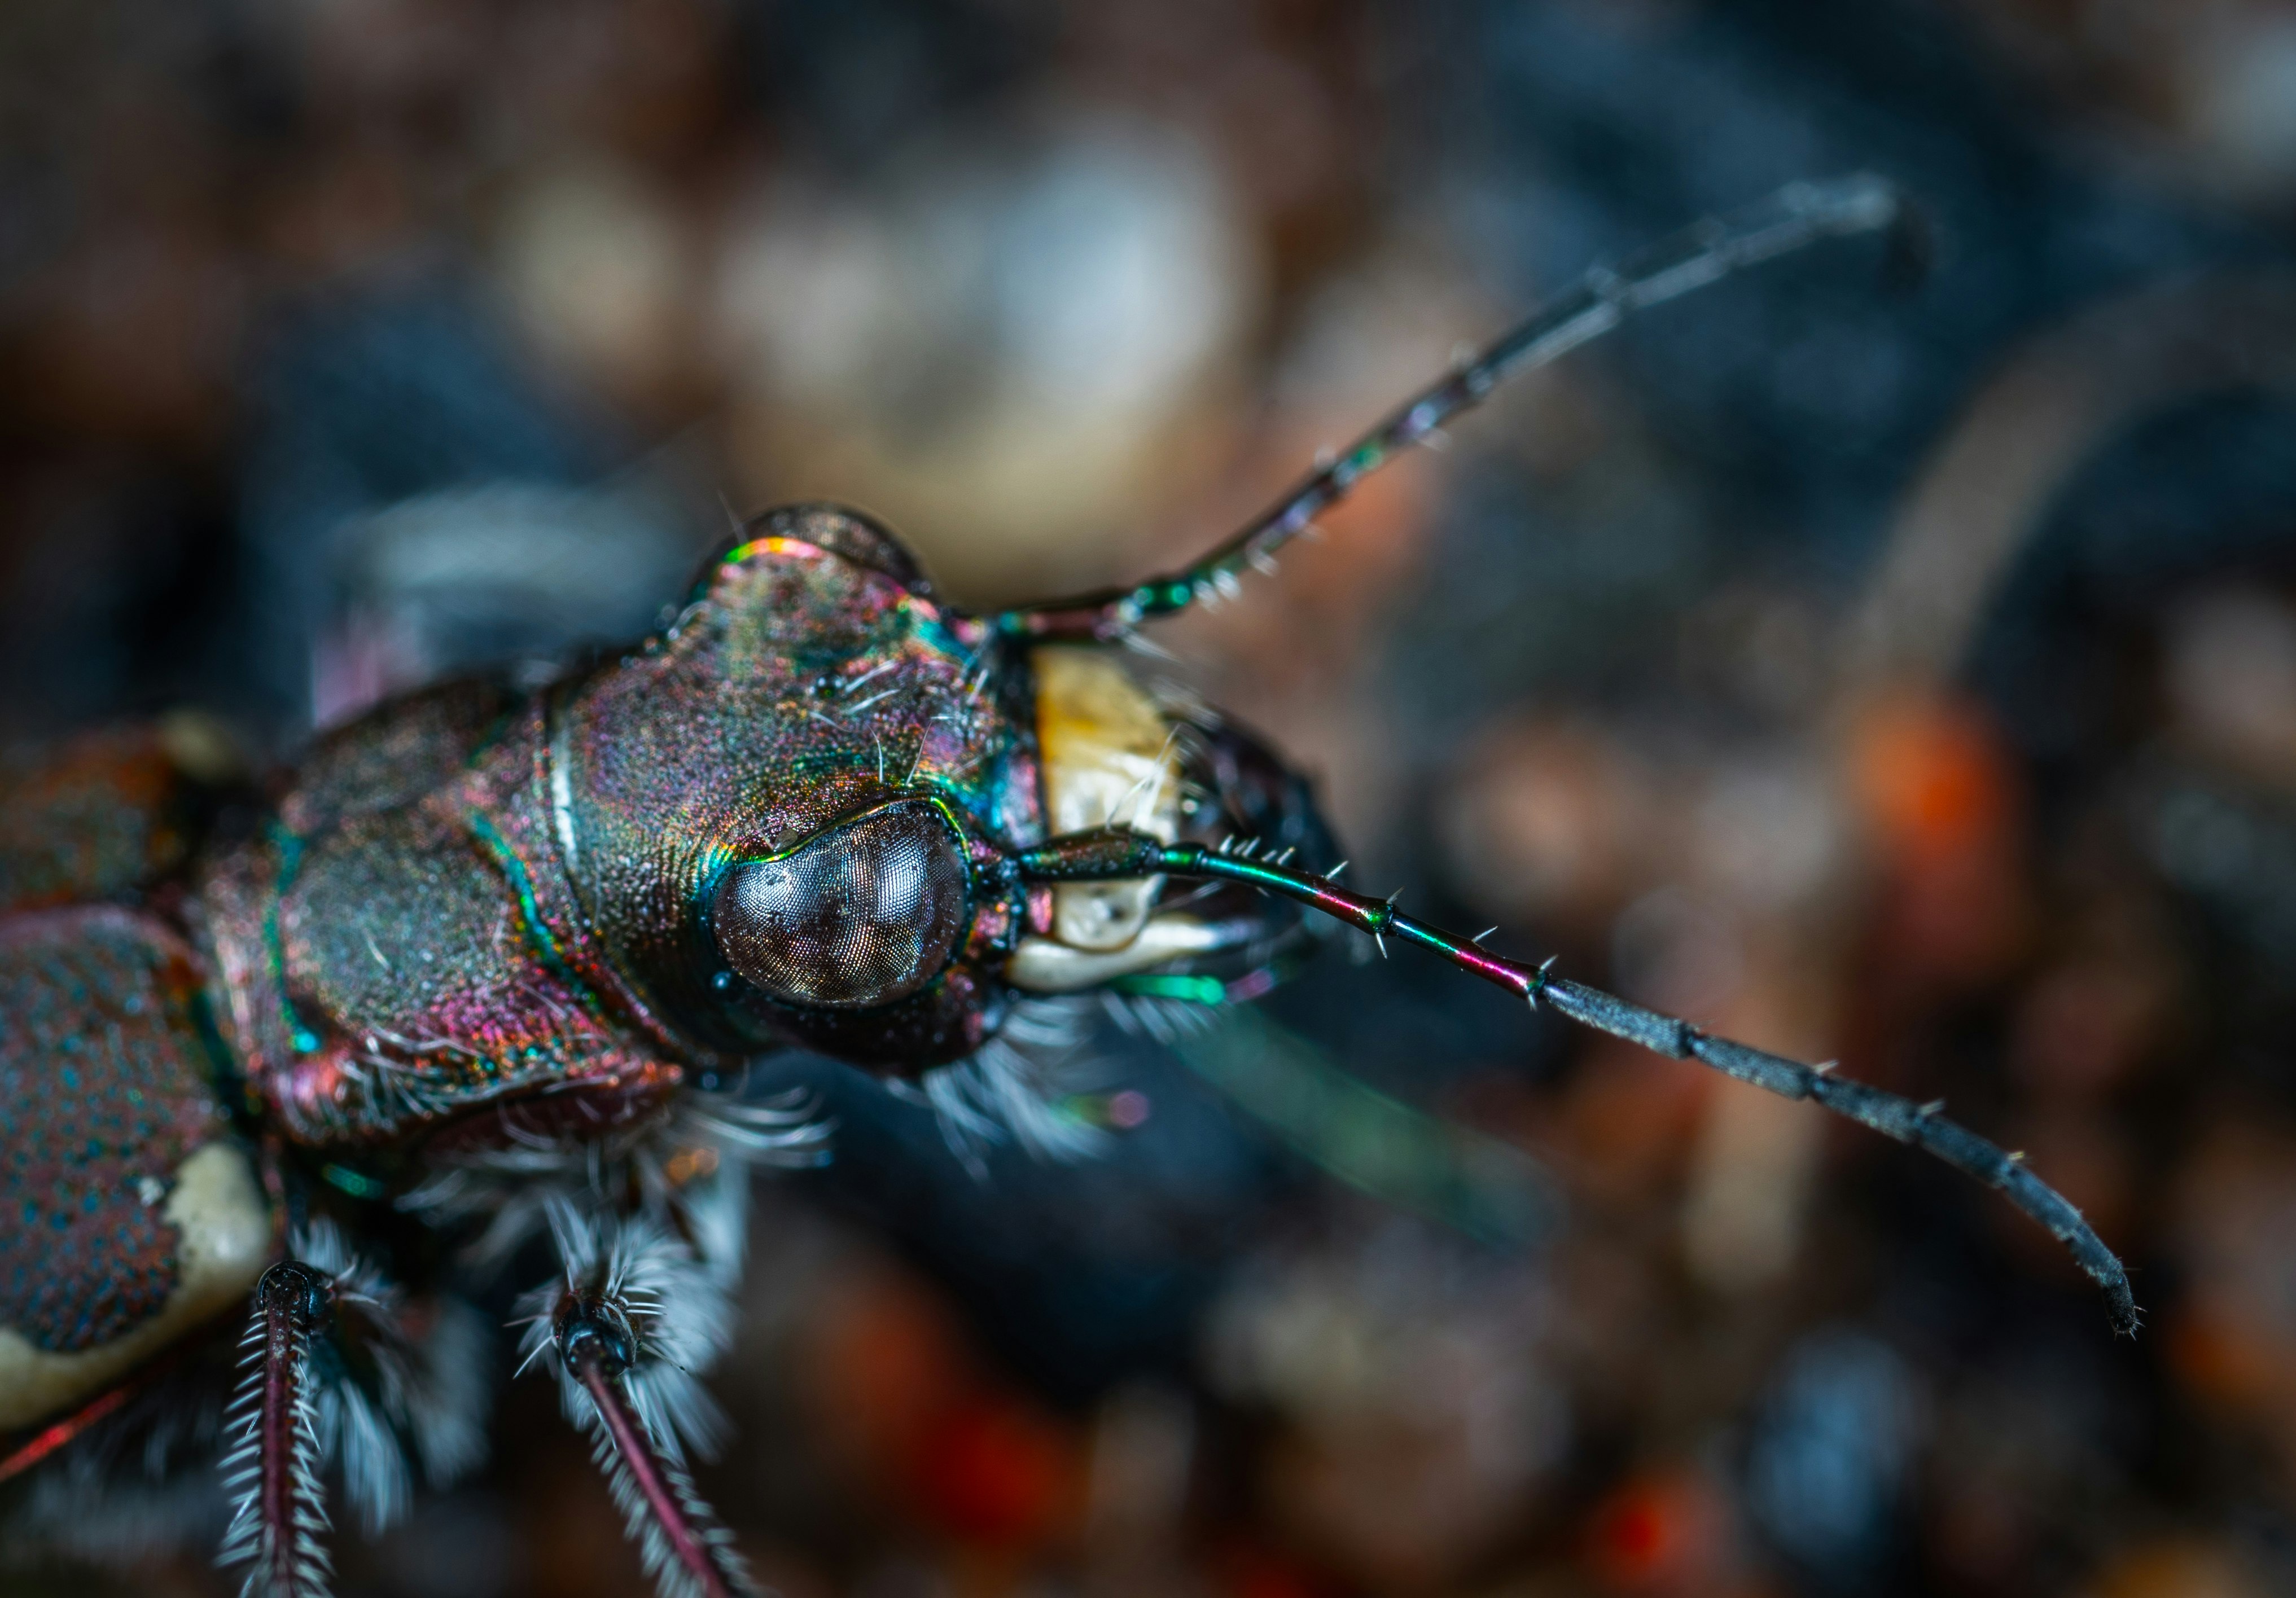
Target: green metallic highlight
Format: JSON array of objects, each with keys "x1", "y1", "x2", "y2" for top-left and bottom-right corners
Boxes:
[
  {"x1": 264, "y1": 823, "x2": 322, "y2": 1055},
  {"x1": 464, "y1": 808, "x2": 593, "y2": 1007},
  {"x1": 319, "y1": 1162, "x2": 389, "y2": 1201},
  {"x1": 1110, "y1": 971, "x2": 1226, "y2": 1006}
]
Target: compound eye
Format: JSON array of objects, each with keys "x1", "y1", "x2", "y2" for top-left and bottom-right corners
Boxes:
[{"x1": 711, "y1": 804, "x2": 970, "y2": 1009}]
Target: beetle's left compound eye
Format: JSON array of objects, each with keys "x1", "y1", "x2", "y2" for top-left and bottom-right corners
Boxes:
[{"x1": 710, "y1": 803, "x2": 970, "y2": 1009}]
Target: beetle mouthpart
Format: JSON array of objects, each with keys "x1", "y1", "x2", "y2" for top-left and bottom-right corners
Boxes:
[
  {"x1": 1006, "y1": 912, "x2": 1236, "y2": 993},
  {"x1": 1031, "y1": 644, "x2": 1181, "y2": 955}
]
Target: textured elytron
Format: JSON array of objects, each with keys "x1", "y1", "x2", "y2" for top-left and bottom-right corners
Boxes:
[{"x1": 0, "y1": 908, "x2": 226, "y2": 1351}]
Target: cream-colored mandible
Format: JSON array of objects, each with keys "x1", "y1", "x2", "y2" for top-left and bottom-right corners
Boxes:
[{"x1": 1031, "y1": 645, "x2": 1181, "y2": 952}]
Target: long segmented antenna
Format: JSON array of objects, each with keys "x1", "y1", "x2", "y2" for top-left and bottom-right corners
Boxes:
[
  {"x1": 997, "y1": 174, "x2": 1906, "y2": 642},
  {"x1": 218, "y1": 1262, "x2": 335, "y2": 1598},
  {"x1": 1017, "y1": 829, "x2": 2140, "y2": 1336}
]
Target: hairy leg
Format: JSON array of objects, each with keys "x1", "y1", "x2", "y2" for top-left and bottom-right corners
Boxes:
[{"x1": 516, "y1": 1204, "x2": 755, "y2": 1598}]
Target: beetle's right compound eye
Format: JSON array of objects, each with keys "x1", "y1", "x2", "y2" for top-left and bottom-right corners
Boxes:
[{"x1": 709, "y1": 803, "x2": 970, "y2": 1009}]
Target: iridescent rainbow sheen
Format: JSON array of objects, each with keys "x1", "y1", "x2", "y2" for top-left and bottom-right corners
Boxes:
[{"x1": 190, "y1": 506, "x2": 1045, "y2": 1147}]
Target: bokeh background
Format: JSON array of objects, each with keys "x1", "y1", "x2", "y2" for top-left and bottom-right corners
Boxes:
[{"x1": 11, "y1": 1, "x2": 2296, "y2": 1595}]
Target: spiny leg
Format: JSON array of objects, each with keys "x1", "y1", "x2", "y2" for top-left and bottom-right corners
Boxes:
[
  {"x1": 518, "y1": 1209, "x2": 755, "y2": 1598},
  {"x1": 1018, "y1": 828, "x2": 2140, "y2": 1335},
  {"x1": 997, "y1": 174, "x2": 1907, "y2": 642},
  {"x1": 559, "y1": 1298, "x2": 752, "y2": 1598},
  {"x1": 292, "y1": 1218, "x2": 490, "y2": 1530},
  {"x1": 218, "y1": 1261, "x2": 335, "y2": 1598},
  {"x1": 214, "y1": 1232, "x2": 484, "y2": 1596}
]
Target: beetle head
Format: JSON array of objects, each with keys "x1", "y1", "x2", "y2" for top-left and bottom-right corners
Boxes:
[{"x1": 547, "y1": 504, "x2": 1331, "y2": 1077}]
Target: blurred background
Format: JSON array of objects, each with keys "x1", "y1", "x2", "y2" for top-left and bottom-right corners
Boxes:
[{"x1": 12, "y1": 0, "x2": 2296, "y2": 1594}]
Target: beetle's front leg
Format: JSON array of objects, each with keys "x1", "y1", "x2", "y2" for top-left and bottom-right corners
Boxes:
[
  {"x1": 217, "y1": 1226, "x2": 488, "y2": 1597},
  {"x1": 218, "y1": 1261, "x2": 332, "y2": 1598},
  {"x1": 516, "y1": 1203, "x2": 755, "y2": 1598}
]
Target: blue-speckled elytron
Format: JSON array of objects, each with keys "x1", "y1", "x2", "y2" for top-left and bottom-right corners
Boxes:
[{"x1": 0, "y1": 177, "x2": 2134, "y2": 1598}]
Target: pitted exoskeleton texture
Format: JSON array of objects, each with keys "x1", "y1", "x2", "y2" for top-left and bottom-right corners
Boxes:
[{"x1": 0, "y1": 910, "x2": 227, "y2": 1351}]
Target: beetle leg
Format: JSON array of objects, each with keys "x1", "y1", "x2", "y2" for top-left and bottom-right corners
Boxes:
[
  {"x1": 995, "y1": 174, "x2": 1908, "y2": 643},
  {"x1": 558, "y1": 1297, "x2": 755, "y2": 1598},
  {"x1": 214, "y1": 1228, "x2": 488, "y2": 1597},
  {"x1": 217, "y1": 1261, "x2": 335, "y2": 1598},
  {"x1": 516, "y1": 1204, "x2": 756, "y2": 1598}
]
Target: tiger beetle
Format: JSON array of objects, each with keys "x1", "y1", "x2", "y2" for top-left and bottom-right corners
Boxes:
[{"x1": 0, "y1": 175, "x2": 2134, "y2": 1598}]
